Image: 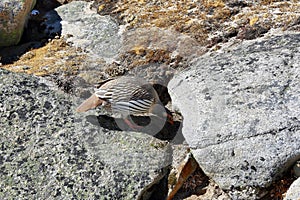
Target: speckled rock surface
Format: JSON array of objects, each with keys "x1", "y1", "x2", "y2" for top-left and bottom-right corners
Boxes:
[
  {"x1": 284, "y1": 177, "x2": 300, "y2": 200},
  {"x1": 169, "y1": 32, "x2": 300, "y2": 199},
  {"x1": 1, "y1": 0, "x2": 300, "y2": 199},
  {"x1": 0, "y1": 0, "x2": 36, "y2": 47},
  {"x1": 44, "y1": 1, "x2": 121, "y2": 62},
  {"x1": 0, "y1": 68, "x2": 172, "y2": 199}
]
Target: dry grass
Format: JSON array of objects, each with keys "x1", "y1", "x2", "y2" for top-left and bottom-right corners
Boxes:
[{"x1": 2, "y1": 38, "x2": 86, "y2": 76}]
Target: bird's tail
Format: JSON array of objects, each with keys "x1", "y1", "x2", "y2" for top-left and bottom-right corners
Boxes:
[{"x1": 76, "y1": 94, "x2": 103, "y2": 112}]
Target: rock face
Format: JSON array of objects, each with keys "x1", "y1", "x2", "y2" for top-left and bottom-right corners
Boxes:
[
  {"x1": 169, "y1": 33, "x2": 300, "y2": 198},
  {"x1": 0, "y1": 68, "x2": 172, "y2": 199},
  {"x1": 284, "y1": 177, "x2": 300, "y2": 200},
  {"x1": 44, "y1": 1, "x2": 121, "y2": 61},
  {"x1": 0, "y1": 0, "x2": 36, "y2": 47}
]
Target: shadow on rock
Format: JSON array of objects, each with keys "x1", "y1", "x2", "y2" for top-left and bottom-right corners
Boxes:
[
  {"x1": 0, "y1": 8, "x2": 62, "y2": 64},
  {"x1": 85, "y1": 114, "x2": 184, "y2": 143}
]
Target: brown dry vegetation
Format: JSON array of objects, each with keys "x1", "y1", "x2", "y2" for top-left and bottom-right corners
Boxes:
[
  {"x1": 2, "y1": 38, "x2": 85, "y2": 76},
  {"x1": 95, "y1": 0, "x2": 300, "y2": 45},
  {"x1": 2, "y1": 0, "x2": 300, "y2": 76}
]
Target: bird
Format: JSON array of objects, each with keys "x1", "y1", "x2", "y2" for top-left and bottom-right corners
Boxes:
[{"x1": 76, "y1": 76, "x2": 173, "y2": 129}]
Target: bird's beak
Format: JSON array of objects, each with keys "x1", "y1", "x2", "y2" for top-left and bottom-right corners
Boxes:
[{"x1": 76, "y1": 94, "x2": 102, "y2": 112}]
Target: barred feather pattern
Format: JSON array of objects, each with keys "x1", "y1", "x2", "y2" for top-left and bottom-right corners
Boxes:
[{"x1": 94, "y1": 77, "x2": 158, "y2": 115}]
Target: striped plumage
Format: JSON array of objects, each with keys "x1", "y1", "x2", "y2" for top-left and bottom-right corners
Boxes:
[
  {"x1": 93, "y1": 77, "x2": 159, "y2": 116},
  {"x1": 76, "y1": 76, "x2": 165, "y2": 122}
]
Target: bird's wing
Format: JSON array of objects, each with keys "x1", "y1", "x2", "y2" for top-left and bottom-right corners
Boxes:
[
  {"x1": 94, "y1": 79, "x2": 118, "y2": 103},
  {"x1": 94, "y1": 77, "x2": 158, "y2": 115},
  {"x1": 113, "y1": 82, "x2": 155, "y2": 114},
  {"x1": 94, "y1": 78, "x2": 114, "y2": 88}
]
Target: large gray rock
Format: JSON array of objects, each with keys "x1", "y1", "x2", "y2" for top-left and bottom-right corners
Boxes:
[
  {"x1": 169, "y1": 33, "x2": 300, "y2": 198},
  {"x1": 44, "y1": 1, "x2": 121, "y2": 61},
  {"x1": 0, "y1": 69, "x2": 172, "y2": 199},
  {"x1": 284, "y1": 177, "x2": 300, "y2": 200},
  {"x1": 0, "y1": 0, "x2": 36, "y2": 47}
]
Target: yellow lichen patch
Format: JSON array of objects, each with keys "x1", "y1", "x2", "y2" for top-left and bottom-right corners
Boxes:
[
  {"x1": 98, "y1": 4, "x2": 105, "y2": 12},
  {"x1": 263, "y1": 13, "x2": 270, "y2": 18},
  {"x1": 212, "y1": 7, "x2": 232, "y2": 21},
  {"x1": 203, "y1": 0, "x2": 225, "y2": 8},
  {"x1": 250, "y1": 16, "x2": 259, "y2": 26},
  {"x1": 2, "y1": 38, "x2": 86, "y2": 76},
  {"x1": 131, "y1": 45, "x2": 146, "y2": 55},
  {"x1": 233, "y1": 1, "x2": 300, "y2": 29}
]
